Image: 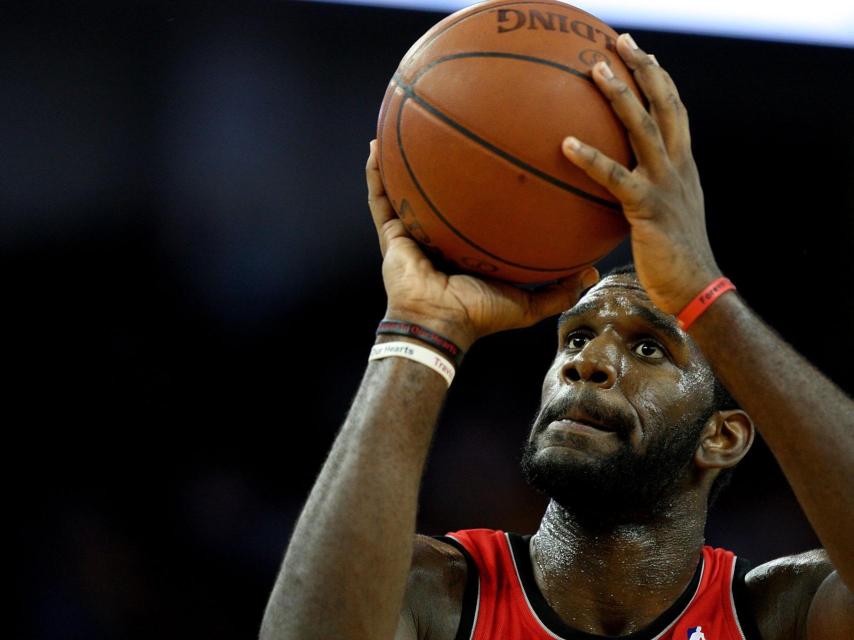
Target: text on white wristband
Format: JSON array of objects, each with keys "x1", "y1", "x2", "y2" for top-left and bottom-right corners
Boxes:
[{"x1": 369, "y1": 341, "x2": 455, "y2": 386}]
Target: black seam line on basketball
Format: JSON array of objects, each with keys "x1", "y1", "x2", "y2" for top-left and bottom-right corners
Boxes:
[
  {"x1": 395, "y1": 91, "x2": 596, "y2": 273},
  {"x1": 411, "y1": 51, "x2": 593, "y2": 85},
  {"x1": 393, "y1": 69, "x2": 619, "y2": 212},
  {"x1": 378, "y1": 83, "x2": 396, "y2": 186}
]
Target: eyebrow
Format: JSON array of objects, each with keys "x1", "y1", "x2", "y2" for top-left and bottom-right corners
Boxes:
[{"x1": 558, "y1": 300, "x2": 685, "y2": 346}]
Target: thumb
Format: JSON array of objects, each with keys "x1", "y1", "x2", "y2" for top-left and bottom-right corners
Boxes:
[{"x1": 523, "y1": 268, "x2": 599, "y2": 325}]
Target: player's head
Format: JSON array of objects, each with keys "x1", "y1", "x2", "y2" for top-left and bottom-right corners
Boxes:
[{"x1": 521, "y1": 265, "x2": 753, "y2": 524}]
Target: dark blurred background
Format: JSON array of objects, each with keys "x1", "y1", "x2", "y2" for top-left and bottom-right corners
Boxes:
[{"x1": 5, "y1": 1, "x2": 853, "y2": 638}]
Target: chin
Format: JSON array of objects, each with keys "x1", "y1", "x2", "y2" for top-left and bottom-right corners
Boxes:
[
  {"x1": 520, "y1": 440, "x2": 689, "y2": 524},
  {"x1": 521, "y1": 443, "x2": 610, "y2": 498}
]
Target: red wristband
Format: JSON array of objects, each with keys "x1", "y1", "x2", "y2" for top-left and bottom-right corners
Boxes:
[{"x1": 676, "y1": 277, "x2": 736, "y2": 330}]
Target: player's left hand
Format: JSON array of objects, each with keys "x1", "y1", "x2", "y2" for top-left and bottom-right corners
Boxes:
[{"x1": 562, "y1": 33, "x2": 722, "y2": 316}]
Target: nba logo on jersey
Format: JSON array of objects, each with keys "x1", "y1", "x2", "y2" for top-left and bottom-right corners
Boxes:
[{"x1": 687, "y1": 627, "x2": 706, "y2": 640}]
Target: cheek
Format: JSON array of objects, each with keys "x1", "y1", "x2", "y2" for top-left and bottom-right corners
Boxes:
[
  {"x1": 629, "y1": 378, "x2": 667, "y2": 437},
  {"x1": 541, "y1": 361, "x2": 562, "y2": 402},
  {"x1": 677, "y1": 366, "x2": 715, "y2": 403},
  {"x1": 625, "y1": 368, "x2": 693, "y2": 436}
]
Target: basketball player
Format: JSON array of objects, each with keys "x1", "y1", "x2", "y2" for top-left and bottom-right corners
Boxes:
[{"x1": 260, "y1": 33, "x2": 853, "y2": 640}]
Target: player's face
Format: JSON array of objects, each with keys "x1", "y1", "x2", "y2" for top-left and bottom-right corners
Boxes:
[{"x1": 521, "y1": 274, "x2": 717, "y2": 517}]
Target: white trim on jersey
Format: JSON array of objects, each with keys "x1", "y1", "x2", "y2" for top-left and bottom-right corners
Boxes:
[
  {"x1": 505, "y1": 532, "x2": 706, "y2": 640},
  {"x1": 729, "y1": 558, "x2": 748, "y2": 640}
]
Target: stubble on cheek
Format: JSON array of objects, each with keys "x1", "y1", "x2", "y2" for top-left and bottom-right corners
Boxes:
[
  {"x1": 677, "y1": 362, "x2": 715, "y2": 404},
  {"x1": 628, "y1": 357, "x2": 714, "y2": 451}
]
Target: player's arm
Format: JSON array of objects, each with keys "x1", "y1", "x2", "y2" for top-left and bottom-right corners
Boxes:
[
  {"x1": 562, "y1": 33, "x2": 854, "y2": 640},
  {"x1": 684, "y1": 280, "x2": 854, "y2": 640},
  {"x1": 259, "y1": 143, "x2": 594, "y2": 640}
]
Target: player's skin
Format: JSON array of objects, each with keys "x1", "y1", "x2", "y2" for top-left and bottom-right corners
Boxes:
[{"x1": 260, "y1": 33, "x2": 854, "y2": 640}]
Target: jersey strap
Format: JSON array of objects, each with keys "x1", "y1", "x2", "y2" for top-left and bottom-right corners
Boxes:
[{"x1": 432, "y1": 534, "x2": 480, "y2": 640}]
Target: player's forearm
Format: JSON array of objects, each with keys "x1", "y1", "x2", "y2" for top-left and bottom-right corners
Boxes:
[
  {"x1": 689, "y1": 292, "x2": 854, "y2": 587},
  {"x1": 260, "y1": 356, "x2": 447, "y2": 640}
]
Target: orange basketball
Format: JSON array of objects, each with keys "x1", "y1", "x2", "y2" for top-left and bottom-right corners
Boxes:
[{"x1": 376, "y1": 0, "x2": 639, "y2": 284}]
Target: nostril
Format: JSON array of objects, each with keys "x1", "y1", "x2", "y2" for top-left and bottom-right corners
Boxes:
[
  {"x1": 566, "y1": 368, "x2": 581, "y2": 382},
  {"x1": 590, "y1": 371, "x2": 609, "y2": 384}
]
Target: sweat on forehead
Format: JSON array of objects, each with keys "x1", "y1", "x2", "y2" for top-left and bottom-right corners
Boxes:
[
  {"x1": 557, "y1": 275, "x2": 685, "y2": 344},
  {"x1": 590, "y1": 272, "x2": 646, "y2": 294},
  {"x1": 572, "y1": 272, "x2": 652, "y2": 310}
]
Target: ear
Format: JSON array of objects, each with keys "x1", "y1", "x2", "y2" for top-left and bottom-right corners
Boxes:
[{"x1": 695, "y1": 409, "x2": 755, "y2": 471}]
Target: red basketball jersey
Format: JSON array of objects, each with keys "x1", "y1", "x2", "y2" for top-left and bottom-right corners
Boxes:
[{"x1": 438, "y1": 529, "x2": 759, "y2": 640}]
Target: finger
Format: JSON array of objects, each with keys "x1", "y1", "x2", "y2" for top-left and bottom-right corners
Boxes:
[
  {"x1": 520, "y1": 268, "x2": 601, "y2": 326},
  {"x1": 590, "y1": 60, "x2": 668, "y2": 175},
  {"x1": 366, "y1": 139, "x2": 411, "y2": 256},
  {"x1": 615, "y1": 34, "x2": 690, "y2": 158},
  {"x1": 562, "y1": 136, "x2": 647, "y2": 207}
]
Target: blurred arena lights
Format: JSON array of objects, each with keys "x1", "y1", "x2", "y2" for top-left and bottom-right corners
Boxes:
[{"x1": 306, "y1": 0, "x2": 854, "y2": 48}]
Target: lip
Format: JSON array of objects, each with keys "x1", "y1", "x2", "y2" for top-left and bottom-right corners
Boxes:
[{"x1": 547, "y1": 419, "x2": 616, "y2": 434}]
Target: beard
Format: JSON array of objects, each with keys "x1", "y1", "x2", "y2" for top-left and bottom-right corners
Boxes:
[{"x1": 520, "y1": 390, "x2": 711, "y2": 526}]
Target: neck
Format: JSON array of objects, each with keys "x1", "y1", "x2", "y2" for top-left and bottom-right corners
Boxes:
[{"x1": 529, "y1": 497, "x2": 706, "y2": 636}]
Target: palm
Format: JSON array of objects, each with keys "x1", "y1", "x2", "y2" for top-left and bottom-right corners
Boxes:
[{"x1": 382, "y1": 236, "x2": 550, "y2": 339}]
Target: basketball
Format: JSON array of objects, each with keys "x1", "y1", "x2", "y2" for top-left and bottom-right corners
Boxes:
[{"x1": 376, "y1": 0, "x2": 640, "y2": 284}]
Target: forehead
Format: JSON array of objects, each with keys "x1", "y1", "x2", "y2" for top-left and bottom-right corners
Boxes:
[{"x1": 558, "y1": 275, "x2": 684, "y2": 343}]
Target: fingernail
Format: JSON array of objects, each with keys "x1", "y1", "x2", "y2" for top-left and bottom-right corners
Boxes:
[
  {"x1": 649, "y1": 54, "x2": 660, "y2": 66},
  {"x1": 623, "y1": 33, "x2": 639, "y2": 50},
  {"x1": 596, "y1": 61, "x2": 614, "y2": 80},
  {"x1": 581, "y1": 268, "x2": 600, "y2": 289},
  {"x1": 563, "y1": 136, "x2": 581, "y2": 152}
]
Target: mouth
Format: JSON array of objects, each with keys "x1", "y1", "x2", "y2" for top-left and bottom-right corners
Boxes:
[
  {"x1": 536, "y1": 394, "x2": 632, "y2": 440},
  {"x1": 564, "y1": 408, "x2": 617, "y2": 430},
  {"x1": 547, "y1": 417, "x2": 617, "y2": 435}
]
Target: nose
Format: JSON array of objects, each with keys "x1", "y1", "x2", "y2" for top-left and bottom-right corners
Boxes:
[{"x1": 561, "y1": 338, "x2": 618, "y2": 389}]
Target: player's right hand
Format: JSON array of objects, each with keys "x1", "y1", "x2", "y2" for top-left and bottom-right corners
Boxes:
[
  {"x1": 561, "y1": 33, "x2": 722, "y2": 317},
  {"x1": 367, "y1": 140, "x2": 599, "y2": 352}
]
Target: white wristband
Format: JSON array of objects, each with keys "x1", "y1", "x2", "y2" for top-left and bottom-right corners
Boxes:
[{"x1": 369, "y1": 341, "x2": 456, "y2": 386}]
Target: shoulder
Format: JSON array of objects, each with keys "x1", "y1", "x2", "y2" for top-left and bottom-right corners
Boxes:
[
  {"x1": 408, "y1": 534, "x2": 470, "y2": 596},
  {"x1": 402, "y1": 534, "x2": 475, "y2": 640},
  {"x1": 741, "y1": 549, "x2": 835, "y2": 640}
]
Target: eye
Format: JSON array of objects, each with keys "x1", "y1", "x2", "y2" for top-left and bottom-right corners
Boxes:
[
  {"x1": 564, "y1": 331, "x2": 591, "y2": 350},
  {"x1": 633, "y1": 340, "x2": 665, "y2": 360}
]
